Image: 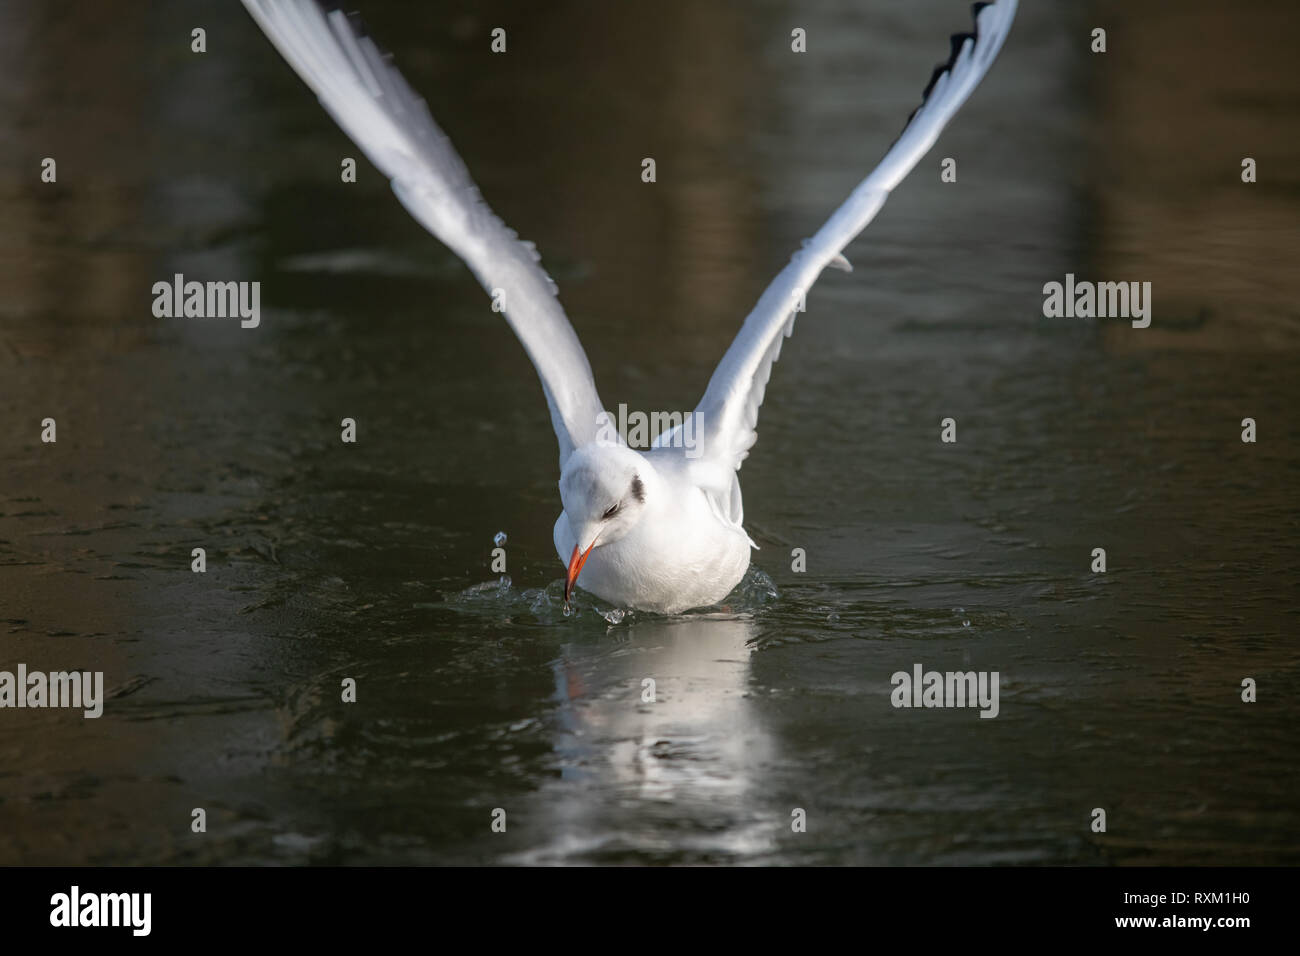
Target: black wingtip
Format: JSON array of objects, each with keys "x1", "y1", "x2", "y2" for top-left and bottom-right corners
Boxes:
[
  {"x1": 948, "y1": 32, "x2": 963, "y2": 63},
  {"x1": 950, "y1": 31, "x2": 975, "y2": 63},
  {"x1": 920, "y1": 33, "x2": 973, "y2": 102},
  {"x1": 921, "y1": 64, "x2": 947, "y2": 102},
  {"x1": 899, "y1": 0, "x2": 996, "y2": 136}
]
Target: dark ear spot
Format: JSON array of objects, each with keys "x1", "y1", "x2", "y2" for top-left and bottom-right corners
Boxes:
[{"x1": 631, "y1": 475, "x2": 645, "y2": 503}]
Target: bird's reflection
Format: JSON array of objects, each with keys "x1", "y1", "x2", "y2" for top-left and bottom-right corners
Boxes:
[{"x1": 513, "y1": 614, "x2": 778, "y2": 862}]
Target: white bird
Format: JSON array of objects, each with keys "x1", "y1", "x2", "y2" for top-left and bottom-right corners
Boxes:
[{"x1": 242, "y1": 0, "x2": 1019, "y2": 614}]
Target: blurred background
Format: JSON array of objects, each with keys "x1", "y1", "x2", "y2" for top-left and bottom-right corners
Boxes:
[{"x1": 0, "y1": 0, "x2": 1296, "y2": 864}]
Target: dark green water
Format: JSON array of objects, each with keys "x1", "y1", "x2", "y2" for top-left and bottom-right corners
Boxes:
[{"x1": 1, "y1": 0, "x2": 1297, "y2": 864}]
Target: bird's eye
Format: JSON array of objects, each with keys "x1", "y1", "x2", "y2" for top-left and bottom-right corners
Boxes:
[{"x1": 602, "y1": 503, "x2": 619, "y2": 520}]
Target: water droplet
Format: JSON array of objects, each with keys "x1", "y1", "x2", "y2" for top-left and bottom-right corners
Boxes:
[
  {"x1": 602, "y1": 608, "x2": 625, "y2": 625},
  {"x1": 493, "y1": 531, "x2": 507, "y2": 547},
  {"x1": 827, "y1": 611, "x2": 840, "y2": 625},
  {"x1": 962, "y1": 619, "x2": 971, "y2": 627}
]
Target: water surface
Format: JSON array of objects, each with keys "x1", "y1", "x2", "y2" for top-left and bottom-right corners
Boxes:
[{"x1": 1, "y1": 0, "x2": 1297, "y2": 864}]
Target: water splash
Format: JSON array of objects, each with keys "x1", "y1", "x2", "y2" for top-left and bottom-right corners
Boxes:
[
  {"x1": 444, "y1": 576, "x2": 626, "y2": 626},
  {"x1": 729, "y1": 567, "x2": 780, "y2": 609},
  {"x1": 441, "y1": 566, "x2": 780, "y2": 627}
]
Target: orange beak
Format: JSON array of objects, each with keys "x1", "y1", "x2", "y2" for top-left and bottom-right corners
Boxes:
[{"x1": 564, "y1": 540, "x2": 596, "y2": 604}]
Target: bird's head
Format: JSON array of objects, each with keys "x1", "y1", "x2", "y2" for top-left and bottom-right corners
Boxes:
[{"x1": 559, "y1": 442, "x2": 654, "y2": 602}]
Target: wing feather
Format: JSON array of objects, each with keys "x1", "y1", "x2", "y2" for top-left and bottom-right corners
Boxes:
[
  {"x1": 694, "y1": 0, "x2": 1018, "y2": 478},
  {"x1": 242, "y1": 0, "x2": 611, "y2": 469}
]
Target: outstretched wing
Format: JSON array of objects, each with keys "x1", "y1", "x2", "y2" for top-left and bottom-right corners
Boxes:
[
  {"x1": 692, "y1": 0, "x2": 1018, "y2": 505},
  {"x1": 242, "y1": 0, "x2": 611, "y2": 470}
]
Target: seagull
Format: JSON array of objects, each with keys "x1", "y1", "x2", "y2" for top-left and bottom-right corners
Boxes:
[{"x1": 242, "y1": 0, "x2": 1018, "y2": 614}]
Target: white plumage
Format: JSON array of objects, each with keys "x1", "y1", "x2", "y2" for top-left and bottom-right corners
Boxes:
[{"x1": 242, "y1": 0, "x2": 1019, "y2": 613}]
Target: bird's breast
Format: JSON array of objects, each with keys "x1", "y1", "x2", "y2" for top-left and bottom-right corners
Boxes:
[{"x1": 553, "y1": 502, "x2": 750, "y2": 614}]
